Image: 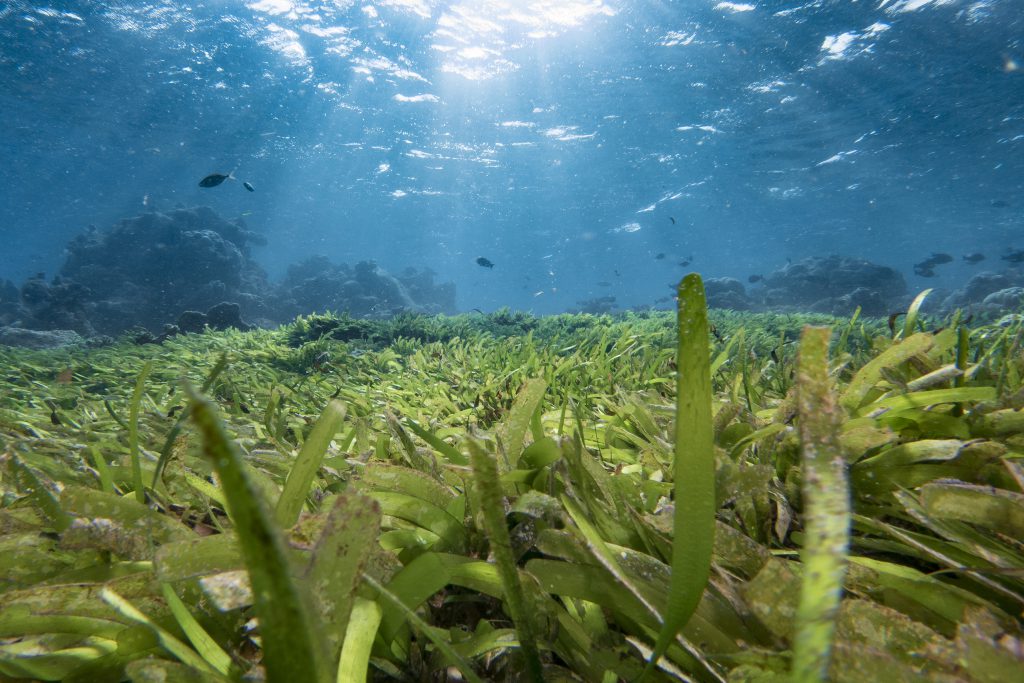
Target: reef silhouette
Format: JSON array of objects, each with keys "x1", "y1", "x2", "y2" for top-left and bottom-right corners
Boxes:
[{"x1": 0, "y1": 206, "x2": 456, "y2": 342}]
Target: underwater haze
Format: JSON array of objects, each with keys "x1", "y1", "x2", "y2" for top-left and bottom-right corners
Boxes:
[{"x1": 1, "y1": 0, "x2": 1023, "y2": 318}]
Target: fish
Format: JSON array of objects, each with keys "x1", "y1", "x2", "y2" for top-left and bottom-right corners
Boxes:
[
  {"x1": 963, "y1": 252, "x2": 986, "y2": 264},
  {"x1": 597, "y1": 281, "x2": 612, "y2": 287},
  {"x1": 991, "y1": 199, "x2": 1010, "y2": 208},
  {"x1": 748, "y1": 274, "x2": 763, "y2": 283},
  {"x1": 476, "y1": 256, "x2": 495, "y2": 268},
  {"x1": 243, "y1": 181, "x2": 255, "y2": 192},
  {"x1": 669, "y1": 216, "x2": 676, "y2": 224},
  {"x1": 655, "y1": 253, "x2": 666, "y2": 260},
  {"x1": 678, "y1": 256, "x2": 692, "y2": 267},
  {"x1": 614, "y1": 269, "x2": 621, "y2": 277},
  {"x1": 1002, "y1": 249, "x2": 1024, "y2": 264},
  {"x1": 914, "y1": 252, "x2": 952, "y2": 274},
  {"x1": 199, "y1": 171, "x2": 235, "y2": 188}
]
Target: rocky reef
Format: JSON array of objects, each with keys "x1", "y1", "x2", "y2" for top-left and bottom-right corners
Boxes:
[
  {"x1": 703, "y1": 277, "x2": 752, "y2": 311},
  {"x1": 276, "y1": 257, "x2": 455, "y2": 319},
  {"x1": 1, "y1": 206, "x2": 458, "y2": 343},
  {"x1": 759, "y1": 255, "x2": 907, "y2": 316},
  {"x1": 573, "y1": 295, "x2": 618, "y2": 315},
  {"x1": 703, "y1": 256, "x2": 908, "y2": 315},
  {"x1": 939, "y1": 269, "x2": 1024, "y2": 315},
  {"x1": 58, "y1": 207, "x2": 272, "y2": 334}
]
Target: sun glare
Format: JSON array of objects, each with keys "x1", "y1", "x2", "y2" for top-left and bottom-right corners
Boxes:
[{"x1": 432, "y1": 0, "x2": 617, "y2": 79}]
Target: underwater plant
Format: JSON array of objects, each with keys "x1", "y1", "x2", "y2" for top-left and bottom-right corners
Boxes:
[{"x1": 0, "y1": 294, "x2": 1021, "y2": 681}]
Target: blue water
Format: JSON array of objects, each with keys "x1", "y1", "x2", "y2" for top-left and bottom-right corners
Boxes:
[{"x1": 1, "y1": 0, "x2": 1022, "y2": 315}]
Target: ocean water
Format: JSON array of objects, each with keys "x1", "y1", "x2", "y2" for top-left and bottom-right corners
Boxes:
[{"x1": 0, "y1": 0, "x2": 1022, "y2": 321}]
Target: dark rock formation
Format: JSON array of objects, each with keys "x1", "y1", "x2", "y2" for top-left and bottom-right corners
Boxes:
[
  {"x1": 6, "y1": 207, "x2": 457, "y2": 336},
  {"x1": 0, "y1": 326, "x2": 84, "y2": 349},
  {"x1": 59, "y1": 207, "x2": 272, "y2": 334},
  {"x1": 574, "y1": 296, "x2": 617, "y2": 315},
  {"x1": 982, "y1": 287, "x2": 1024, "y2": 310},
  {"x1": 761, "y1": 255, "x2": 906, "y2": 315},
  {"x1": 276, "y1": 257, "x2": 455, "y2": 319},
  {"x1": 396, "y1": 267, "x2": 456, "y2": 315},
  {"x1": 704, "y1": 277, "x2": 753, "y2": 310},
  {"x1": 940, "y1": 270, "x2": 1024, "y2": 313},
  {"x1": 16, "y1": 274, "x2": 94, "y2": 335},
  {"x1": 176, "y1": 302, "x2": 253, "y2": 333},
  {"x1": 0, "y1": 279, "x2": 22, "y2": 327}
]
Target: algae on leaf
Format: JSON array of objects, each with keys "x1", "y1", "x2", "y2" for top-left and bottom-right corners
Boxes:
[{"x1": 793, "y1": 326, "x2": 850, "y2": 683}]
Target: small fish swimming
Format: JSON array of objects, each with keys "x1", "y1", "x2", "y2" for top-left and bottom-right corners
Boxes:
[
  {"x1": 678, "y1": 256, "x2": 692, "y2": 267},
  {"x1": 1002, "y1": 249, "x2": 1024, "y2": 264},
  {"x1": 669, "y1": 216, "x2": 676, "y2": 224},
  {"x1": 914, "y1": 252, "x2": 952, "y2": 275},
  {"x1": 199, "y1": 171, "x2": 235, "y2": 188},
  {"x1": 991, "y1": 199, "x2": 1010, "y2": 209},
  {"x1": 963, "y1": 252, "x2": 986, "y2": 264},
  {"x1": 243, "y1": 181, "x2": 255, "y2": 192},
  {"x1": 476, "y1": 256, "x2": 495, "y2": 268},
  {"x1": 747, "y1": 274, "x2": 763, "y2": 283},
  {"x1": 597, "y1": 281, "x2": 611, "y2": 287},
  {"x1": 655, "y1": 253, "x2": 666, "y2": 260}
]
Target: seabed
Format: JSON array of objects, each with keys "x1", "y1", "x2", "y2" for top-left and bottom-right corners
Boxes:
[{"x1": 0, "y1": 296, "x2": 1022, "y2": 682}]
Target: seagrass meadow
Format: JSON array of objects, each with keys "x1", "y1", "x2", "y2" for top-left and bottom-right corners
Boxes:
[{"x1": 1, "y1": 278, "x2": 1023, "y2": 683}]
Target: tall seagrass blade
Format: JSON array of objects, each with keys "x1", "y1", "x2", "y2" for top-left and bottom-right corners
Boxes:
[
  {"x1": 793, "y1": 326, "x2": 850, "y2": 682},
  {"x1": 645, "y1": 273, "x2": 716, "y2": 675},
  {"x1": 188, "y1": 385, "x2": 331, "y2": 683}
]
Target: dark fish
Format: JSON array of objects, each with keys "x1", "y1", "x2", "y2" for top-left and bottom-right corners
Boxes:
[
  {"x1": 914, "y1": 251, "x2": 952, "y2": 273},
  {"x1": 243, "y1": 181, "x2": 255, "y2": 192},
  {"x1": 669, "y1": 216, "x2": 676, "y2": 224},
  {"x1": 991, "y1": 199, "x2": 1010, "y2": 208},
  {"x1": 614, "y1": 269, "x2": 621, "y2": 277},
  {"x1": 597, "y1": 281, "x2": 611, "y2": 287},
  {"x1": 963, "y1": 252, "x2": 985, "y2": 264},
  {"x1": 655, "y1": 253, "x2": 666, "y2": 260},
  {"x1": 199, "y1": 171, "x2": 234, "y2": 188},
  {"x1": 748, "y1": 274, "x2": 763, "y2": 283},
  {"x1": 1002, "y1": 249, "x2": 1024, "y2": 264},
  {"x1": 678, "y1": 256, "x2": 692, "y2": 267},
  {"x1": 476, "y1": 257, "x2": 495, "y2": 268}
]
